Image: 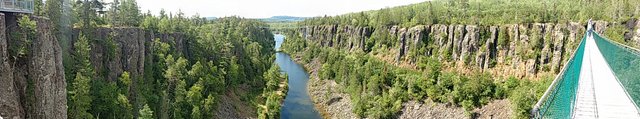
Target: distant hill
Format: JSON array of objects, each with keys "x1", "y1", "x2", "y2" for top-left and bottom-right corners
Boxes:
[
  {"x1": 205, "y1": 17, "x2": 217, "y2": 20},
  {"x1": 259, "y1": 16, "x2": 307, "y2": 22}
]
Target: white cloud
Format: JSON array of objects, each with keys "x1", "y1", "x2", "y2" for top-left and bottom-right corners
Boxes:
[{"x1": 126, "y1": 0, "x2": 427, "y2": 18}]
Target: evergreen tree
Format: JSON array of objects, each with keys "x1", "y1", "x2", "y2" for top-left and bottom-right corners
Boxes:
[
  {"x1": 116, "y1": 72, "x2": 134, "y2": 118},
  {"x1": 163, "y1": 56, "x2": 190, "y2": 119},
  {"x1": 164, "y1": 56, "x2": 188, "y2": 81},
  {"x1": 116, "y1": 93, "x2": 134, "y2": 118},
  {"x1": 257, "y1": 64, "x2": 287, "y2": 119},
  {"x1": 119, "y1": 0, "x2": 141, "y2": 26},
  {"x1": 73, "y1": 0, "x2": 100, "y2": 29},
  {"x1": 186, "y1": 83, "x2": 203, "y2": 106},
  {"x1": 191, "y1": 106, "x2": 202, "y2": 119},
  {"x1": 173, "y1": 80, "x2": 188, "y2": 119},
  {"x1": 34, "y1": 0, "x2": 43, "y2": 15},
  {"x1": 203, "y1": 94, "x2": 216, "y2": 117},
  {"x1": 139, "y1": 104, "x2": 154, "y2": 119},
  {"x1": 141, "y1": 14, "x2": 159, "y2": 31},
  {"x1": 107, "y1": 0, "x2": 120, "y2": 25},
  {"x1": 44, "y1": 0, "x2": 62, "y2": 33},
  {"x1": 89, "y1": 79, "x2": 119, "y2": 119},
  {"x1": 118, "y1": 72, "x2": 132, "y2": 95},
  {"x1": 73, "y1": 33, "x2": 93, "y2": 76},
  {"x1": 69, "y1": 32, "x2": 94, "y2": 119},
  {"x1": 69, "y1": 73, "x2": 93, "y2": 119},
  {"x1": 158, "y1": 17, "x2": 172, "y2": 33}
]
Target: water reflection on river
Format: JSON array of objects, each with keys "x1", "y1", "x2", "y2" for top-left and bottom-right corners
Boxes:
[{"x1": 274, "y1": 34, "x2": 322, "y2": 119}]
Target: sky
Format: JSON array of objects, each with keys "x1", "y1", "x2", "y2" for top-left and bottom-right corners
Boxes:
[{"x1": 130, "y1": 0, "x2": 428, "y2": 18}]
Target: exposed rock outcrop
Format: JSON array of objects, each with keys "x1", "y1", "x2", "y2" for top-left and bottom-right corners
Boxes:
[
  {"x1": 299, "y1": 21, "x2": 593, "y2": 78},
  {"x1": 70, "y1": 28, "x2": 146, "y2": 81},
  {"x1": 29, "y1": 16, "x2": 67, "y2": 119},
  {"x1": 0, "y1": 13, "x2": 66, "y2": 119},
  {"x1": 594, "y1": 21, "x2": 608, "y2": 34},
  {"x1": 631, "y1": 19, "x2": 640, "y2": 48},
  {"x1": 0, "y1": 13, "x2": 23, "y2": 119}
]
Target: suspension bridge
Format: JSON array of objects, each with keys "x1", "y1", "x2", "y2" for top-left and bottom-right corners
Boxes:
[{"x1": 532, "y1": 23, "x2": 640, "y2": 118}]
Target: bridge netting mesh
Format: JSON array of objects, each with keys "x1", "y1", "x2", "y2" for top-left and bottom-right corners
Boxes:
[
  {"x1": 534, "y1": 33, "x2": 586, "y2": 119},
  {"x1": 592, "y1": 33, "x2": 640, "y2": 108},
  {"x1": 533, "y1": 30, "x2": 640, "y2": 118}
]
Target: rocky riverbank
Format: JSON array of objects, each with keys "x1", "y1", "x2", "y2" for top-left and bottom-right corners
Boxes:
[
  {"x1": 302, "y1": 57, "x2": 358, "y2": 119},
  {"x1": 292, "y1": 53, "x2": 512, "y2": 119},
  {"x1": 397, "y1": 99, "x2": 511, "y2": 119}
]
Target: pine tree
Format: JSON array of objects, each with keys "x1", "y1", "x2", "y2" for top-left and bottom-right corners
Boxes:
[
  {"x1": 141, "y1": 14, "x2": 159, "y2": 31},
  {"x1": 258, "y1": 64, "x2": 287, "y2": 119},
  {"x1": 158, "y1": 17, "x2": 172, "y2": 33},
  {"x1": 34, "y1": 0, "x2": 43, "y2": 15},
  {"x1": 107, "y1": 0, "x2": 120, "y2": 25},
  {"x1": 163, "y1": 56, "x2": 189, "y2": 119},
  {"x1": 116, "y1": 93, "x2": 133, "y2": 118},
  {"x1": 186, "y1": 83, "x2": 203, "y2": 106},
  {"x1": 74, "y1": 33, "x2": 93, "y2": 76},
  {"x1": 69, "y1": 32, "x2": 94, "y2": 119},
  {"x1": 173, "y1": 80, "x2": 188, "y2": 119},
  {"x1": 69, "y1": 73, "x2": 93, "y2": 119},
  {"x1": 119, "y1": 0, "x2": 141, "y2": 26},
  {"x1": 203, "y1": 94, "x2": 216, "y2": 117},
  {"x1": 44, "y1": 0, "x2": 62, "y2": 33},
  {"x1": 191, "y1": 106, "x2": 202, "y2": 119},
  {"x1": 139, "y1": 104, "x2": 154, "y2": 119},
  {"x1": 263, "y1": 65, "x2": 284, "y2": 92},
  {"x1": 116, "y1": 72, "x2": 133, "y2": 118},
  {"x1": 164, "y1": 56, "x2": 188, "y2": 81},
  {"x1": 73, "y1": 0, "x2": 99, "y2": 29},
  {"x1": 118, "y1": 71, "x2": 132, "y2": 95}
]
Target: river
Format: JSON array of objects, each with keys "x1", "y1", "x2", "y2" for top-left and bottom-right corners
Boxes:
[{"x1": 274, "y1": 34, "x2": 322, "y2": 119}]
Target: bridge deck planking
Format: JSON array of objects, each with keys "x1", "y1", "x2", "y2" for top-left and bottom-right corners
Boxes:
[
  {"x1": 573, "y1": 35, "x2": 597, "y2": 119},
  {"x1": 572, "y1": 34, "x2": 640, "y2": 119}
]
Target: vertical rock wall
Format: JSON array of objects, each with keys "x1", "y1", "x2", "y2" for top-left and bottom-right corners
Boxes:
[
  {"x1": 29, "y1": 16, "x2": 67, "y2": 119},
  {"x1": 70, "y1": 28, "x2": 150, "y2": 81},
  {"x1": 299, "y1": 21, "x2": 600, "y2": 78},
  {"x1": 0, "y1": 12, "x2": 23, "y2": 119},
  {"x1": 0, "y1": 13, "x2": 67, "y2": 119}
]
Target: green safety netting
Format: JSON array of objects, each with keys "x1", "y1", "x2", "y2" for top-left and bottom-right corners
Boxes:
[
  {"x1": 592, "y1": 33, "x2": 640, "y2": 108},
  {"x1": 534, "y1": 30, "x2": 640, "y2": 119},
  {"x1": 534, "y1": 33, "x2": 586, "y2": 119}
]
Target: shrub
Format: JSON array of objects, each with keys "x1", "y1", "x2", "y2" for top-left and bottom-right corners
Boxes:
[
  {"x1": 509, "y1": 81, "x2": 537, "y2": 119},
  {"x1": 10, "y1": 15, "x2": 37, "y2": 58}
]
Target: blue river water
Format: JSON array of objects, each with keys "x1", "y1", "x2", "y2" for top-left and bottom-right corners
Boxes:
[{"x1": 274, "y1": 34, "x2": 322, "y2": 119}]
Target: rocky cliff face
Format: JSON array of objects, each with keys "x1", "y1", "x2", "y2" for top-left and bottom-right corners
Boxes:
[
  {"x1": 28, "y1": 15, "x2": 67, "y2": 119},
  {"x1": 298, "y1": 21, "x2": 613, "y2": 78},
  {"x1": 0, "y1": 12, "x2": 23, "y2": 119},
  {"x1": 627, "y1": 19, "x2": 640, "y2": 48},
  {"x1": 68, "y1": 28, "x2": 188, "y2": 81},
  {"x1": 0, "y1": 13, "x2": 67, "y2": 119},
  {"x1": 70, "y1": 28, "x2": 147, "y2": 81}
]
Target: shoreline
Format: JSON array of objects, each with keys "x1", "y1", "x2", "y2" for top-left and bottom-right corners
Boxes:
[
  {"x1": 290, "y1": 53, "x2": 358, "y2": 119},
  {"x1": 288, "y1": 52, "x2": 513, "y2": 119}
]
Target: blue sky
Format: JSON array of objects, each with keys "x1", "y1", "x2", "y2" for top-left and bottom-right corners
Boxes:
[{"x1": 132, "y1": 0, "x2": 427, "y2": 18}]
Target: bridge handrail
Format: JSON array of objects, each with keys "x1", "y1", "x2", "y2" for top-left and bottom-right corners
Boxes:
[
  {"x1": 593, "y1": 32, "x2": 640, "y2": 56},
  {"x1": 591, "y1": 32, "x2": 640, "y2": 112},
  {"x1": 0, "y1": 0, "x2": 34, "y2": 13},
  {"x1": 532, "y1": 30, "x2": 640, "y2": 118},
  {"x1": 531, "y1": 31, "x2": 587, "y2": 119}
]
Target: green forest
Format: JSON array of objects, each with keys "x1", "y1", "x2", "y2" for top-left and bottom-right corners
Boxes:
[
  {"x1": 301, "y1": 0, "x2": 640, "y2": 27},
  {"x1": 22, "y1": 0, "x2": 288, "y2": 119},
  {"x1": 278, "y1": 0, "x2": 640, "y2": 119},
  {"x1": 8, "y1": 0, "x2": 640, "y2": 119},
  {"x1": 280, "y1": 30, "x2": 552, "y2": 118}
]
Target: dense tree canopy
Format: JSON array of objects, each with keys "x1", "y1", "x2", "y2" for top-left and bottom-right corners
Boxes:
[
  {"x1": 302, "y1": 0, "x2": 640, "y2": 27},
  {"x1": 280, "y1": 22, "x2": 552, "y2": 118},
  {"x1": 57, "y1": 0, "x2": 285, "y2": 118}
]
